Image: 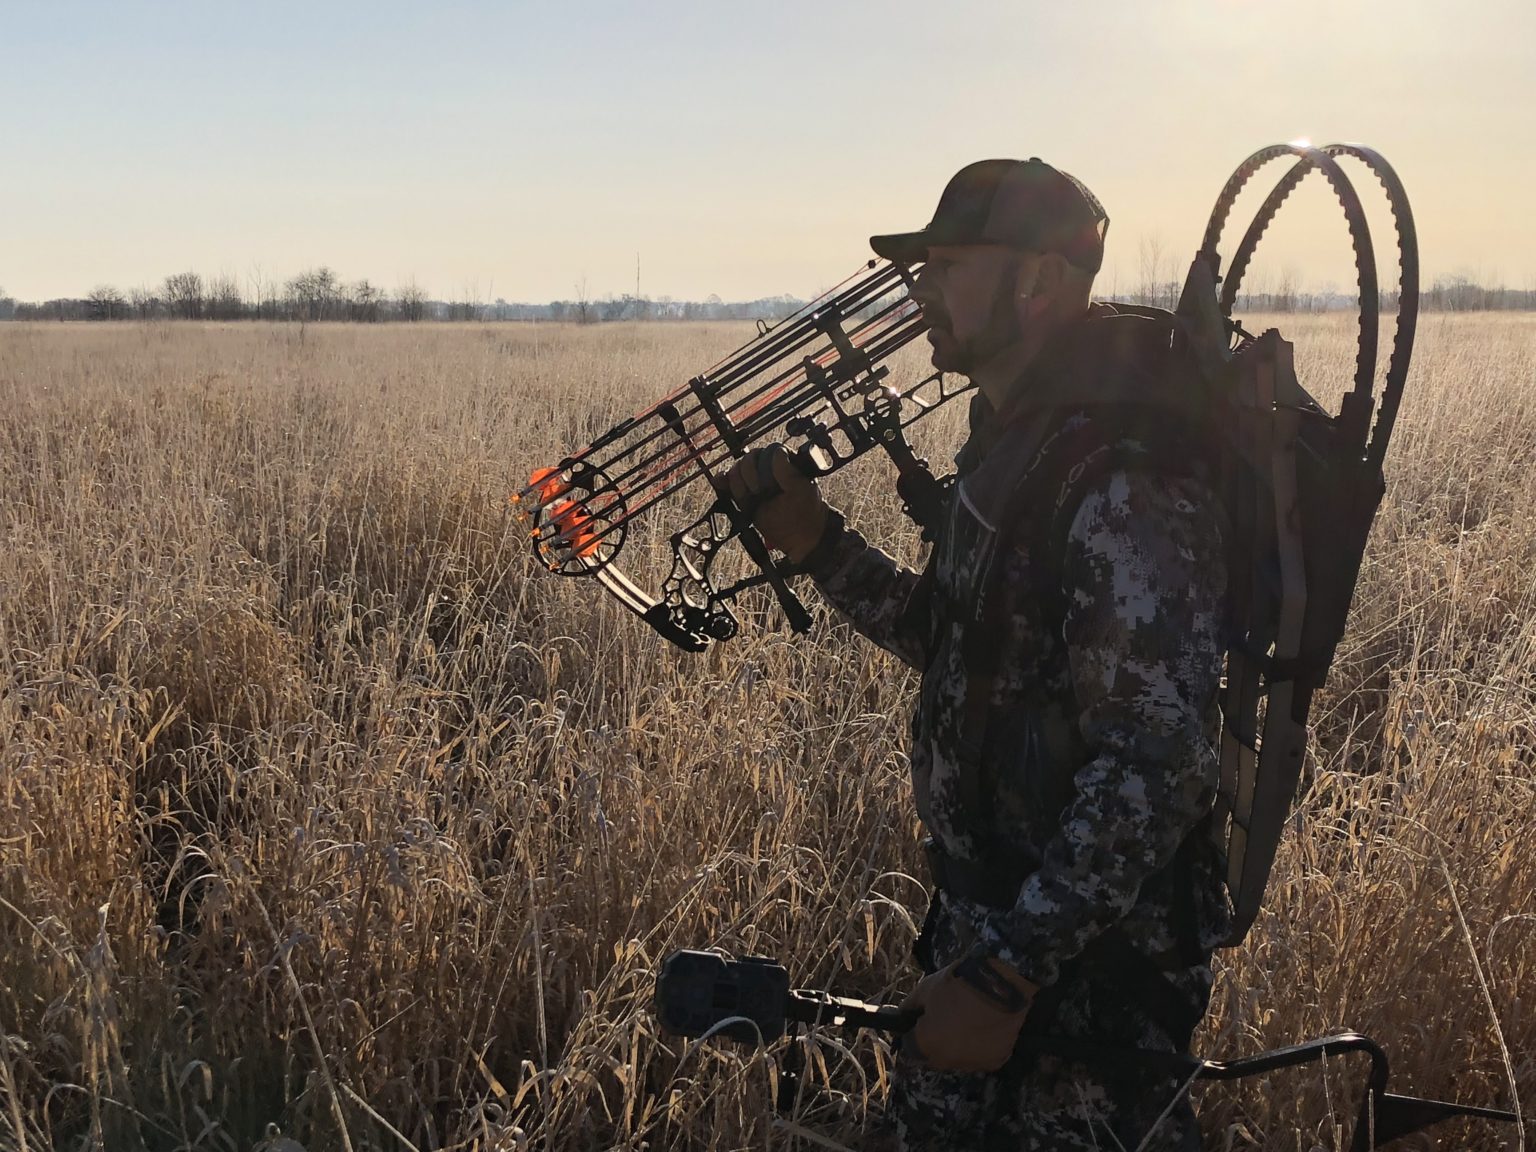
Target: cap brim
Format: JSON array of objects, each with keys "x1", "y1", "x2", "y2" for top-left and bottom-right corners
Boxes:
[{"x1": 869, "y1": 230, "x2": 930, "y2": 263}]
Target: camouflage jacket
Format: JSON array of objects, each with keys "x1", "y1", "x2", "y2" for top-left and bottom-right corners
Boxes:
[{"x1": 808, "y1": 379, "x2": 1233, "y2": 989}]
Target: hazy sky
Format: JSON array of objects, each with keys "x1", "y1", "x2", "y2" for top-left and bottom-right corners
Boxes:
[{"x1": 2, "y1": 0, "x2": 1532, "y2": 303}]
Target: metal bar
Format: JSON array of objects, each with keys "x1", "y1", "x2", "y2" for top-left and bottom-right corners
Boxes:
[
  {"x1": 1217, "y1": 147, "x2": 1379, "y2": 409},
  {"x1": 547, "y1": 289, "x2": 920, "y2": 520}
]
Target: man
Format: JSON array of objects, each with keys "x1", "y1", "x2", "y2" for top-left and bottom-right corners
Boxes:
[{"x1": 725, "y1": 159, "x2": 1231, "y2": 1150}]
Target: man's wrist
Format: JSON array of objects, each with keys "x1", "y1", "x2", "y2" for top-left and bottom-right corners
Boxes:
[
  {"x1": 982, "y1": 954, "x2": 1038, "y2": 996},
  {"x1": 789, "y1": 507, "x2": 845, "y2": 572},
  {"x1": 953, "y1": 951, "x2": 1037, "y2": 1014}
]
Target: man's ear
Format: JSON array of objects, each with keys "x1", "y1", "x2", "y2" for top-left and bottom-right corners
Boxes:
[
  {"x1": 1032, "y1": 252, "x2": 1069, "y2": 297},
  {"x1": 1020, "y1": 253, "x2": 1075, "y2": 321},
  {"x1": 1011, "y1": 253, "x2": 1048, "y2": 320}
]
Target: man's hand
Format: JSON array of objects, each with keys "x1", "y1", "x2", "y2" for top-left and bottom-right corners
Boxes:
[
  {"x1": 900, "y1": 956, "x2": 1038, "y2": 1073},
  {"x1": 720, "y1": 445, "x2": 832, "y2": 565}
]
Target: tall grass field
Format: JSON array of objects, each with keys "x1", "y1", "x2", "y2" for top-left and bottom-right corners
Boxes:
[{"x1": 1, "y1": 315, "x2": 1532, "y2": 1150}]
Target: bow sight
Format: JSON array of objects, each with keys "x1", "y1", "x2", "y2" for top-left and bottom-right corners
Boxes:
[{"x1": 514, "y1": 260, "x2": 971, "y2": 650}]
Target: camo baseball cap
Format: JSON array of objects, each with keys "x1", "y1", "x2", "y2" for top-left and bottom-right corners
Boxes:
[{"x1": 870, "y1": 158, "x2": 1109, "y2": 272}]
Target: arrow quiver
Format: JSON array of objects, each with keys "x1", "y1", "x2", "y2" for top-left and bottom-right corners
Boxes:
[{"x1": 515, "y1": 261, "x2": 971, "y2": 650}]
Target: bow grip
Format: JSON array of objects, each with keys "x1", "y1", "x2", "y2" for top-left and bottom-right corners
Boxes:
[{"x1": 711, "y1": 450, "x2": 816, "y2": 635}]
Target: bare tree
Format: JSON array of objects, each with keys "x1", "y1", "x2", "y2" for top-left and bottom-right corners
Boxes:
[
  {"x1": 573, "y1": 276, "x2": 593, "y2": 324},
  {"x1": 1136, "y1": 235, "x2": 1177, "y2": 310},
  {"x1": 164, "y1": 271, "x2": 205, "y2": 320},
  {"x1": 446, "y1": 285, "x2": 481, "y2": 322},
  {"x1": 206, "y1": 273, "x2": 244, "y2": 320},
  {"x1": 0, "y1": 286, "x2": 15, "y2": 321},
  {"x1": 129, "y1": 286, "x2": 159, "y2": 320},
  {"x1": 248, "y1": 264, "x2": 279, "y2": 320},
  {"x1": 287, "y1": 267, "x2": 340, "y2": 322},
  {"x1": 448, "y1": 280, "x2": 485, "y2": 322},
  {"x1": 396, "y1": 281, "x2": 428, "y2": 322},
  {"x1": 1274, "y1": 266, "x2": 1298, "y2": 314},
  {"x1": 86, "y1": 285, "x2": 127, "y2": 321},
  {"x1": 348, "y1": 280, "x2": 383, "y2": 323},
  {"x1": 247, "y1": 265, "x2": 264, "y2": 318}
]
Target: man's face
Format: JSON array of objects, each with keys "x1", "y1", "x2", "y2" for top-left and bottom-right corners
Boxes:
[{"x1": 911, "y1": 244, "x2": 1037, "y2": 374}]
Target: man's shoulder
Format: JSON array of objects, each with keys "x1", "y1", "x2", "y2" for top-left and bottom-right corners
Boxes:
[{"x1": 971, "y1": 407, "x2": 1218, "y2": 539}]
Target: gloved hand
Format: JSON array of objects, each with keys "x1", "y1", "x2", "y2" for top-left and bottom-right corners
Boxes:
[
  {"x1": 720, "y1": 444, "x2": 833, "y2": 565},
  {"x1": 901, "y1": 956, "x2": 1038, "y2": 1073}
]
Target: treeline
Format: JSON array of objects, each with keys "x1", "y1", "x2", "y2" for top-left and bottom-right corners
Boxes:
[
  {"x1": 3, "y1": 270, "x2": 1534, "y2": 324},
  {"x1": 1234, "y1": 280, "x2": 1536, "y2": 314},
  {"x1": 0, "y1": 268, "x2": 805, "y2": 324},
  {"x1": 1417, "y1": 278, "x2": 1536, "y2": 312},
  {"x1": 5, "y1": 270, "x2": 421, "y2": 323},
  {"x1": 1132, "y1": 277, "x2": 1536, "y2": 315}
]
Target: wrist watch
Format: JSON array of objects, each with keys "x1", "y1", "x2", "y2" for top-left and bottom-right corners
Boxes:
[{"x1": 953, "y1": 952, "x2": 1035, "y2": 1013}]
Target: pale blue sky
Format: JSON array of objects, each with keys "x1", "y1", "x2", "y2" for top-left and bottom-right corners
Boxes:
[{"x1": 2, "y1": 0, "x2": 1532, "y2": 302}]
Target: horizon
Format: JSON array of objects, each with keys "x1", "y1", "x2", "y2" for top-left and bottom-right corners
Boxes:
[
  {"x1": 7, "y1": 271, "x2": 1525, "y2": 318},
  {"x1": 3, "y1": 0, "x2": 1533, "y2": 303}
]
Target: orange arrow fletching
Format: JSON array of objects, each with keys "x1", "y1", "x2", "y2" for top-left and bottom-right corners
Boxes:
[{"x1": 529, "y1": 467, "x2": 601, "y2": 560}]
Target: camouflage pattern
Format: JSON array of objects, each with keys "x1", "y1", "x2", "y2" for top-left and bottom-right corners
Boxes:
[
  {"x1": 808, "y1": 395, "x2": 1231, "y2": 1150},
  {"x1": 890, "y1": 900, "x2": 1212, "y2": 1151}
]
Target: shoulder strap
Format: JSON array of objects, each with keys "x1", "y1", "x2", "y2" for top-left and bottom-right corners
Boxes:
[
  {"x1": 965, "y1": 410, "x2": 1213, "y2": 676},
  {"x1": 949, "y1": 309, "x2": 1222, "y2": 884}
]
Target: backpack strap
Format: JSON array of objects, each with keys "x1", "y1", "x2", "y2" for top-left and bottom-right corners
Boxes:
[
  {"x1": 944, "y1": 312, "x2": 1225, "y2": 965},
  {"x1": 951, "y1": 410, "x2": 1101, "y2": 828},
  {"x1": 960, "y1": 408, "x2": 1212, "y2": 680}
]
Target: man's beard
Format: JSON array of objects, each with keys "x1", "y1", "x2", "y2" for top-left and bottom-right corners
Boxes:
[
  {"x1": 925, "y1": 276, "x2": 1025, "y2": 376},
  {"x1": 925, "y1": 320, "x2": 967, "y2": 372}
]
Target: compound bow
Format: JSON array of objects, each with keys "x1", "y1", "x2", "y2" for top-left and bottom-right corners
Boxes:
[{"x1": 513, "y1": 260, "x2": 970, "y2": 650}]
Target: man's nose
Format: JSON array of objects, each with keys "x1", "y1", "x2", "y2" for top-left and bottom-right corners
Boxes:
[{"x1": 910, "y1": 268, "x2": 937, "y2": 306}]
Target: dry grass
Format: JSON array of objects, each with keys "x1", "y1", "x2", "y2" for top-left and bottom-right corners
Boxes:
[{"x1": 0, "y1": 314, "x2": 1531, "y2": 1151}]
